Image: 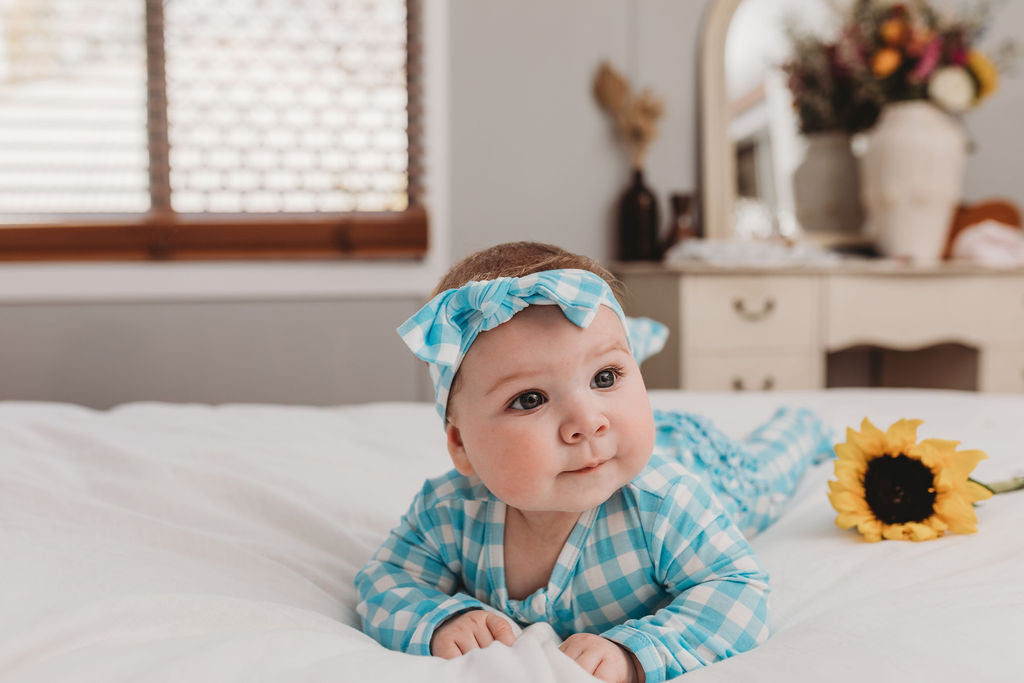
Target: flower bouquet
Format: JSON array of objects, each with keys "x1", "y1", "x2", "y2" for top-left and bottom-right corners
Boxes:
[
  {"x1": 845, "y1": 0, "x2": 1014, "y2": 115},
  {"x1": 784, "y1": 0, "x2": 1015, "y2": 131},
  {"x1": 828, "y1": 1, "x2": 1014, "y2": 261},
  {"x1": 782, "y1": 30, "x2": 879, "y2": 135}
]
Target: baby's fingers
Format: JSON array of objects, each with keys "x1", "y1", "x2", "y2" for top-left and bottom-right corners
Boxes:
[
  {"x1": 559, "y1": 635, "x2": 599, "y2": 671},
  {"x1": 485, "y1": 613, "x2": 516, "y2": 647},
  {"x1": 558, "y1": 633, "x2": 590, "y2": 657},
  {"x1": 432, "y1": 635, "x2": 463, "y2": 660}
]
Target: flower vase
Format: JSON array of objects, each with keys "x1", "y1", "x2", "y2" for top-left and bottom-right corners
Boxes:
[
  {"x1": 617, "y1": 168, "x2": 660, "y2": 261},
  {"x1": 791, "y1": 132, "x2": 864, "y2": 239},
  {"x1": 858, "y1": 101, "x2": 967, "y2": 263}
]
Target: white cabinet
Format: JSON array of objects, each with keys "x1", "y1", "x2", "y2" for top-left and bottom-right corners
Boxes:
[{"x1": 616, "y1": 263, "x2": 1024, "y2": 393}]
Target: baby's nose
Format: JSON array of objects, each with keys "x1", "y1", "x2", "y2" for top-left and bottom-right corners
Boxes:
[{"x1": 559, "y1": 399, "x2": 609, "y2": 443}]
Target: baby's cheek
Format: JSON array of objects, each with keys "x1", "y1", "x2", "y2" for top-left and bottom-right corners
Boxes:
[
  {"x1": 628, "y1": 405, "x2": 657, "y2": 467},
  {"x1": 485, "y1": 467, "x2": 540, "y2": 506}
]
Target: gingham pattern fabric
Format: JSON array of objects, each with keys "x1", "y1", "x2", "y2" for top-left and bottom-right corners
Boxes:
[
  {"x1": 653, "y1": 405, "x2": 834, "y2": 537},
  {"x1": 397, "y1": 269, "x2": 667, "y2": 420},
  {"x1": 355, "y1": 406, "x2": 833, "y2": 681}
]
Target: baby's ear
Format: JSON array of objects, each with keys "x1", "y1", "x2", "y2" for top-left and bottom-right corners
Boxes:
[{"x1": 445, "y1": 422, "x2": 475, "y2": 476}]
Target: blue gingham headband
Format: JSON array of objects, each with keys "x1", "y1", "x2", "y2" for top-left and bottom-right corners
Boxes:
[{"x1": 398, "y1": 269, "x2": 668, "y2": 420}]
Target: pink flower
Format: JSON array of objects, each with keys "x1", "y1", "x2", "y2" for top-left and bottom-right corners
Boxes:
[{"x1": 908, "y1": 38, "x2": 942, "y2": 83}]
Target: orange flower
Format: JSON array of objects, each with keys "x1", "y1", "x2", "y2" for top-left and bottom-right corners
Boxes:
[
  {"x1": 879, "y1": 18, "x2": 909, "y2": 47},
  {"x1": 872, "y1": 48, "x2": 902, "y2": 78}
]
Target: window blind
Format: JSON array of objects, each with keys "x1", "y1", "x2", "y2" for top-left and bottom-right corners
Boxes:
[{"x1": 0, "y1": 0, "x2": 426, "y2": 260}]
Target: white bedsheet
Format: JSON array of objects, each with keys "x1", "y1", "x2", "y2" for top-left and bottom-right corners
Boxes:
[{"x1": 1, "y1": 389, "x2": 1021, "y2": 682}]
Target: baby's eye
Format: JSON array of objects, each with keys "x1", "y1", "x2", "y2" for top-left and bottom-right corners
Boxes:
[
  {"x1": 591, "y1": 368, "x2": 620, "y2": 389},
  {"x1": 509, "y1": 391, "x2": 546, "y2": 411}
]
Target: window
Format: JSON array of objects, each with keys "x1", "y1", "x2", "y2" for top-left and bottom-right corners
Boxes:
[{"x1": 0, "y1": 0, "x2": 426, "y2": 260}]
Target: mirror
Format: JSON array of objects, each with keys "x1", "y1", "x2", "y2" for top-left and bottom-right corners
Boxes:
[{"x1": 700, "y1": 0, "x2": 864, "y2": 244}]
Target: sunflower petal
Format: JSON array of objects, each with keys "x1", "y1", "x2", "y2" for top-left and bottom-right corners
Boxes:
[
  {"x1": 948, "y1": 448, "x2": 988, "y2": 481},
  {"x1": 851, "y1": 419, "x2": 886, "y2": 455},
  {"x1": 835, "y1": 467, "x2": 865, "y2": 496},
  {"x1": 829, "y1": 489, "x2": 871, "y2": 516},
  {"x1": 857, "y1": 518, "x2": 883, "y2": 542},
  {"x1": 882, "y1": 523, "x2": 909, "y2": 541},
  {"x1": 910, "y1": 441, "x2": 943, "y2": 470},
  {"x1": 885, "y1": 418, "x2": 923, "y2": 454},
  {"x1": 926, "y1": 515, "x2": 949, "y2": 533},
  {"x1": 835, "y1": 442, "x2": 868, "y2": 467},
  {"x1": 966, "y1": 480, "x2": 994, "y2": 502},
  {"x1": 918, "y1": 438, "x2": 960, "y2": 458},
  {"x1": 935, "y1": 495, "x2": 980, "y2": 534},
  {"x1": 906, "y1": 522, "x2": 939, "y2": 542},
  {"x1": 836, "y1": 510, "x2": 872, "y2": 529}
]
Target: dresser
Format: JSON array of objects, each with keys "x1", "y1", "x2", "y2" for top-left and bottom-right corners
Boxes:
[{"x1": 615, "y1": 262, "x2": 1024, "y2": 393}]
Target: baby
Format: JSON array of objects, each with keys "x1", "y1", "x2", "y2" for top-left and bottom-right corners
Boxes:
[{"x1": 356, "y1": 242, "x2": 832, "y2": 683}]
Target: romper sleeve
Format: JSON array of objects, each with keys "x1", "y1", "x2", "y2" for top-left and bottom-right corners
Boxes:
[
  {"x1": 601, "y1": 474, "x2": 771, "y2": 683},
  {"x1": 355, "y1": 482, "x2": 489, "y2": 656}
]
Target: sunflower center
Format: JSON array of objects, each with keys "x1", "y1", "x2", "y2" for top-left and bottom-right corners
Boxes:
[{"x1": 862, "y1": 454, "x2": 937, "y2": 524}]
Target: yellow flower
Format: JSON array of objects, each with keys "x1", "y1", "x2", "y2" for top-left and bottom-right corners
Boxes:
[
  {"x1": 827, "y1": 418, "x2": 993, "y2": 542},
  {"x1": 967, "y1": 51, "x2": 999, "y2": 101},
  {"x1": 872, "y1": 48, "x2": 902, "y2": 78}
]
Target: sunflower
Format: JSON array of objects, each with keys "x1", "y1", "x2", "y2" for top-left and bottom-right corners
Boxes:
[{"x1": 827, "y1": 418, "x2": 993, "y2": 542}]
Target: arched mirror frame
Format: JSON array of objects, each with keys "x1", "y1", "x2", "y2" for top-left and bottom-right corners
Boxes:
[{"x1": 699, "y1": 0, "x2": 744, "y2": 240}]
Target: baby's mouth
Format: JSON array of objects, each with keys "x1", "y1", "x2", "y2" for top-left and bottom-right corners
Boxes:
[{"x1": 567, "y1": 458, "x2": 610, "y2": 474}]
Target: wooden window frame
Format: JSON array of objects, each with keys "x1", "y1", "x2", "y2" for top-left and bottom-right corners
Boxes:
[{"x1": 0, "y1": 0, "x2": 427, "y2": 262}]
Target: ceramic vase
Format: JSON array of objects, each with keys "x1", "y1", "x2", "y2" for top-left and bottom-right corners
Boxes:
[
  {"x1": 791, "y1": 132, "x2": 864, "y2": 238},
  {"x1": 858, "y1": 101, "x2": 967, "y2": 263}
]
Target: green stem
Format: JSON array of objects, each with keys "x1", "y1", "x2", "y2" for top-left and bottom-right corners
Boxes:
[{"x1": 970, "y1": 476, "x2": 1024, "y2": 495}]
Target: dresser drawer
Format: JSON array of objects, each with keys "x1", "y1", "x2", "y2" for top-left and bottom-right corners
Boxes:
[
  {"x1": 980, "y1": 348, "x2": 1024, "y2": 393},
  {"x1": 827, "y1": 275, "x2": 1024, "y2": 348},
  {"x1": 680, "y1": 275, "x2": 818, "y2": 352},
  {"x1": 682, "y1": 352, "x2": 821, "y2": 391}
]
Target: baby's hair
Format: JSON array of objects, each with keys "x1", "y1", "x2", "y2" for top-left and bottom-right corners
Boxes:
[{"x1": 432, "y1": 241, "x2": 623, "y2": 302}]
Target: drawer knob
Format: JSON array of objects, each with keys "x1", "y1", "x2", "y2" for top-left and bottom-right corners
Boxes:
[
  {"x1": 732, "y1": 297, "x2": 776, "y2": 321},
  {"x1": 731, "y1": 376, "x2": 776, "y2": 391}
]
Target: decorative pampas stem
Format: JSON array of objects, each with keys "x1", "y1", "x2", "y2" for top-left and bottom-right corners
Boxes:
[{"x1": 593, "y1": 61, "x2": 664, "y2": 170}]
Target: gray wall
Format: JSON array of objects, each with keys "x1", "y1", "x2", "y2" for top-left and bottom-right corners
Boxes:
[
  {"x1": 2, "y1": 0, "x2": 1021, "y2": 408},
  {"x1": 0, "y1": 298, "x2": 426, "y2": 408},
  {"x1": 961, "y1": 0, "x2": 1024, "y2": 206},
  {"x1": 449, "y1": 0, "x2": 703, "y2": 262}
]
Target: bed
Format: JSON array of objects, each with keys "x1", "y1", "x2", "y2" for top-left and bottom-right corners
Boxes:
[{"x1": 2, "y1": 389, "x2": 1021, "y2": 682}]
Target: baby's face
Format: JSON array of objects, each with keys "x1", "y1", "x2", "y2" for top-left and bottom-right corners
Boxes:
[{"x1": 444, "y1": 304, "x2": 655, "y2": 513}]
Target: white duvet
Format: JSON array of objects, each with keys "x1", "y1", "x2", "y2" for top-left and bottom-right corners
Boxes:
[{"x1": 1, "y1": 389, "x2": 1021, "y2": 682}]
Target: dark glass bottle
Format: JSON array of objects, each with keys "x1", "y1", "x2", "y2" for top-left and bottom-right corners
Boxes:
[{"x1": 617, "y1": 169, "x2": 660, "y2": 261}]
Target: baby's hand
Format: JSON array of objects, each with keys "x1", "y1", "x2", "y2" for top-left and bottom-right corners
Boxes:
[
  {"x1": 430, "y1": 609, "x2": 516, "y2": 658},
  {"x1": 559, "y1": 633, "x2": 644, "y2": 683}
]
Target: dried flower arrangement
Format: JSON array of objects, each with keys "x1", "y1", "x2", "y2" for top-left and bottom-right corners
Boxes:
[
  {"x1": 783, "y1": 0, "x2": 1017, "y2": 135},
  {"x1": 593, "y1": 62, "x2": 665, "y2": 170},
  {"x1": 846, "y1": 0, "x2": 1014, "y2": 112},
  {"x1": 782, "y1": 30, "x2": 881, "y2": 134}
]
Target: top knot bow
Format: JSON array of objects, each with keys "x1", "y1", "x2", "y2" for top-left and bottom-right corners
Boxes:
[{"x1": 398, "y1": 269, "x2": 667, "y2": 420}]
